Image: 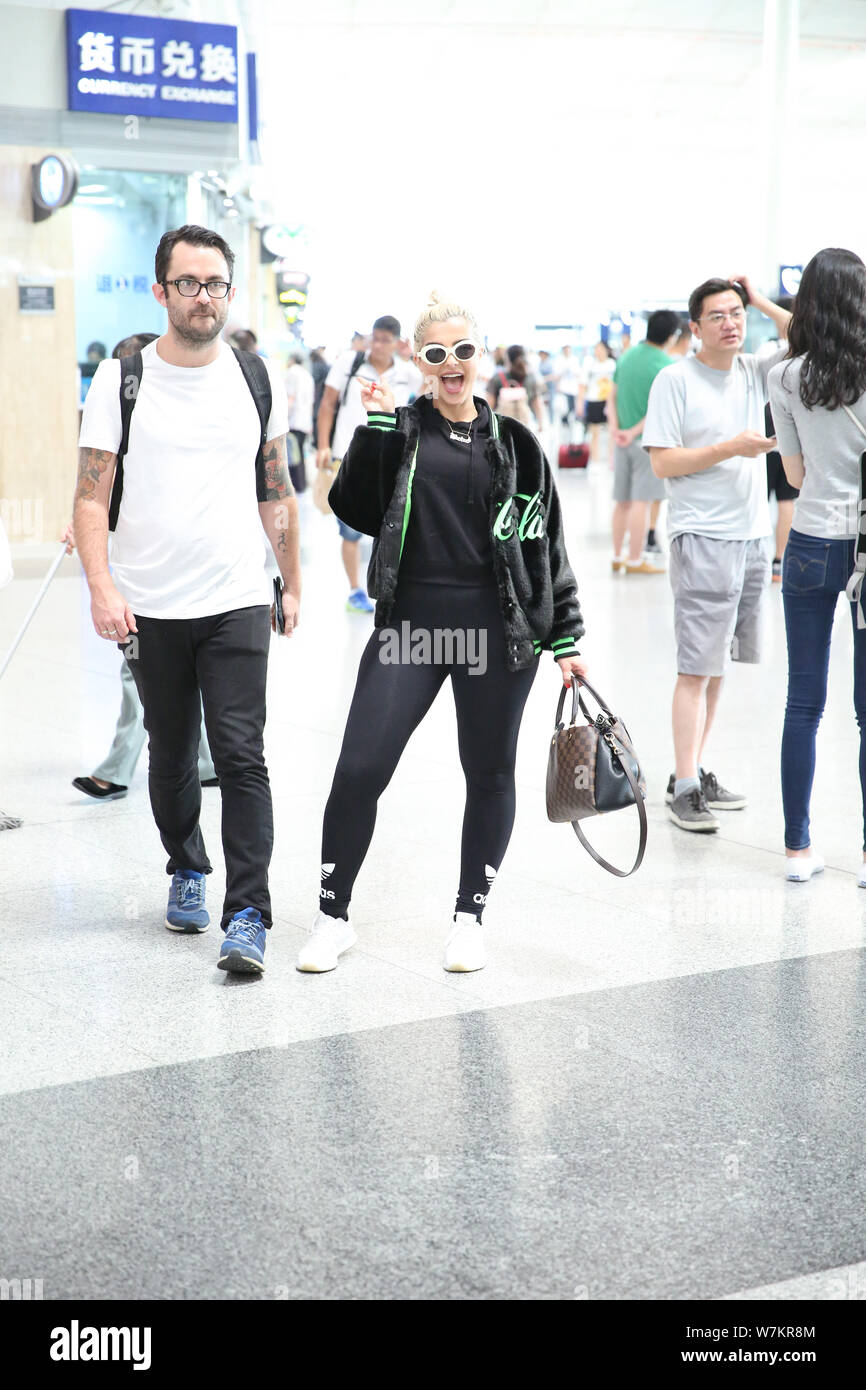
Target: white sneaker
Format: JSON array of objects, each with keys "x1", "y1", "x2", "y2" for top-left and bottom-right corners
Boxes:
[
  {"x1": 785, "y1": 852, "x2": 825, "y2": 882},
  {"x1": 296, "y1": 911, "x2": 357, "y2": 973},
  {"x1": 443, "y1": 913, "x2": 486, "y2": 973},
  {"x1": 858, "y1": 864, "x2": 866, "y2": 888}
]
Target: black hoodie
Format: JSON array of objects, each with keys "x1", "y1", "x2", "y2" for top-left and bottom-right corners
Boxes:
[{"x1": 399, "y1": 394, "x2": 493, "y2": 585}]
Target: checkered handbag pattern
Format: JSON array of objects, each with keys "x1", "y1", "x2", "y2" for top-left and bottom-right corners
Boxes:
[
  {"x1": 546, "y1": 722, "x2": 599, "y2": 822},
  {"x1": 545, "y1": 677, "x2": 648, "y2": 877}
]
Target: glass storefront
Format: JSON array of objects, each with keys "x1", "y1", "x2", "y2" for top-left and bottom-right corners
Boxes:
[{"x1": 73, "y1": 169, "x2": 189, "y2": 396}]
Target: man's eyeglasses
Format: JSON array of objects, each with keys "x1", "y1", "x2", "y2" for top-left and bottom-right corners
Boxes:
[
  {"x1": 163, "y1": 278, "x2": 232, "y2": 299},
  {"x1": 701, "y1": 309, "x2": 746, "y2": 326},
  {"x1": 419, "y1": 339, "x2": 478, "y2": 366}
]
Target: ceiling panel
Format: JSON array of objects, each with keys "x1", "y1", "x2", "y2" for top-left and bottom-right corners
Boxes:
[{"x1": 251, "y1": 0, "x2": 866, "y2": 337}]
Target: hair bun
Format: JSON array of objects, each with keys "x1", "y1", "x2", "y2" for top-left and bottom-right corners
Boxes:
[{"x1": 413, "y1": 292, "x2": 480, "y2": 353}]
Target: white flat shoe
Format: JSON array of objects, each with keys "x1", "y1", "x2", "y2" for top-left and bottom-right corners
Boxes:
[
  {"x1": 296, "y1": 911, "x2": 357, "y2": 972},
  {"x1": 443, "y1": 913, "x2": 486, "y2": 973},
  {"x1": 785, "y1": 853, "x2": 825, "y2": 883}
]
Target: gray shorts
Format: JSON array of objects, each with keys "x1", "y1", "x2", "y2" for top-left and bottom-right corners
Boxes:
[
  {"x1": 669, "y1": 533, "x2": 770, "y2": 677},
  {"x1": 613, "y1": 439, "x2": 666, "y2": 503}
]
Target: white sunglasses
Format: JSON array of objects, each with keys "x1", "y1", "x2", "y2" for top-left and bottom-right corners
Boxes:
[{"x1": 418, "y1": 339, "x2": 479, "y2": 367}]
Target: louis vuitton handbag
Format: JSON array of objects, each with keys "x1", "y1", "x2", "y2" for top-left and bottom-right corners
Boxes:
[{"x1": 546, "y1": 677, "x2": 647, "y2": 877}]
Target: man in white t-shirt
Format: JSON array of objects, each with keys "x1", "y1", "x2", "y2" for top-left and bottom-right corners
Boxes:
[
  {"x1": 75, "y1": 224, "x2": 301, "y2": 975},
  {"x1": 284, "y1": 350, "x2": 314, "y2": 494},
  {"x1": 643, "y1": 275, "x2": 790, "y2": 833},
  {"x1": 315, "y1": 316, "x2": 417, "y2": 613}
]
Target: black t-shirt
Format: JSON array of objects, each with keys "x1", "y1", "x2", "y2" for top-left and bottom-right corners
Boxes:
[{"x1": 399, "y1": 396, "x2": 495, "y2": 585}]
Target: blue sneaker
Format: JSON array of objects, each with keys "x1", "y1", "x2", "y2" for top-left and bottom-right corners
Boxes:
[
  {"x1": 346, "y1": 588, "x2": 374, "y2": 614},
  {"x1": 218, "y1": 907, "x2": 267, "y2": 974},
  {"x1": 165, "y1": 869, "x2": 209, "y2": 933}
]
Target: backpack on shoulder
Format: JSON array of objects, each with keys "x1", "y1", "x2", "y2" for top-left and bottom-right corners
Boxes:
[
  {"x1": 108, "y1": 348, "x2": 272, "y2": 531},
  {"x1": 328, "y1": 349, "x2": 366, "y2": 451}
]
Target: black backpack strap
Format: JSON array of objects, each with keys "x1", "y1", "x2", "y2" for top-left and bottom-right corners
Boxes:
[
  {"x1": 232, "y1": 348, "x2": 272, "y2": 484},
  {"x1": 108, "y1": 351, "x2": 143, "y2": 533},
  {"x1": 329, "y1": 349, "x2": 367, "y2": 449},
  {"x1": 342, "y1": 349, "x2": 366, "y2": 406}
]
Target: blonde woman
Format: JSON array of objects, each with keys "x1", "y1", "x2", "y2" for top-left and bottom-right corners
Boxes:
[{"x1": 298, "y1": 293, "x2": 586, "y2": 974}]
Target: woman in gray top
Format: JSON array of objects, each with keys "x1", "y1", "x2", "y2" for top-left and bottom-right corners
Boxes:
[{"x1": 768, "y1": 247, "x2": 866, "y2": 885}]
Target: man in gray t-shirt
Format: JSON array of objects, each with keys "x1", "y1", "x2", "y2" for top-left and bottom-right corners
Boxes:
[{"x1": 643, "y1": 275, "x2": 791, "y2": 833}]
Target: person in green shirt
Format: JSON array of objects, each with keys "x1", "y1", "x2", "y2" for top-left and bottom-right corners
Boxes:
[{"x1": 608, "y1": 310, "x2": 681, "y2": 573}]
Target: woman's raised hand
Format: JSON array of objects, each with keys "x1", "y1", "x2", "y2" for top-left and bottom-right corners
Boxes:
[{"x1": 359, "y1": 378, "x2": 395, "y2": 415}]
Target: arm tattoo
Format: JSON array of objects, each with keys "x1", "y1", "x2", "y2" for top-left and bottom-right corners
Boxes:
[
  {"x1": 74, "y1": 447, "x2": 115, "y2": 503},
  {"x1": 262, "y1": 436, "x2": 295, "y2": 501}
]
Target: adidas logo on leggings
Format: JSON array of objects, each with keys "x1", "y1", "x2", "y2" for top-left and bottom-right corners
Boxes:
[
  {"x1": 473, "y1": 865, "x2": 497, "y2": 906},
  {"x1": 320, "y1": 863, "x2": 336, "y2": 900}
]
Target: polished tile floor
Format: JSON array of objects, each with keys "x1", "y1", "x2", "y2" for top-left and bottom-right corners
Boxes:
[{"x1": 1, "y1": 448, "x2": 865, "y2": 1300}]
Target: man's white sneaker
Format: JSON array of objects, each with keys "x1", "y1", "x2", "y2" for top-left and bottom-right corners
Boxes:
[
  {"x1": 443, "y1": 913, "x2": 486, "y2": 973},
  {"x1": 296, "y1": 911, "x2": 357, "y2": 972},
  {"x1": 785, "y1": 853, "x2": 825, "y2": 882}
]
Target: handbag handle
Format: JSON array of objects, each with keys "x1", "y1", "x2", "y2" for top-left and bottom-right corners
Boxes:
[
  {"x1": 571, "y1": 743, "x2": 648, "y2": 877},
  {"x1": 554, "y1": 674, "x2": 616, "y2": 729},
  {"x1": 554, "y1": 677, "x2": 647, "y2": 876}
]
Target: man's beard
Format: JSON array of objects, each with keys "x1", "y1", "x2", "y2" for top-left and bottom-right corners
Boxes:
[{"x1": 168, "y1": 303, "x2": 226, "y2": 345}]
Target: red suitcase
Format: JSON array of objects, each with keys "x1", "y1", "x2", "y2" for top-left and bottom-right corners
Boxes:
[{"x1": 558, "y1": 443, "x2": 589, "y2": 469}]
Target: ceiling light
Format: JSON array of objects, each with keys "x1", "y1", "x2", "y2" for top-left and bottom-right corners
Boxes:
[{"x1": 78, "y1": 183, "x2": 107, "y2": 193}]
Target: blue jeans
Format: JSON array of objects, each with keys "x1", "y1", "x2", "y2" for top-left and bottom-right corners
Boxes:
[
  {"x1": 337, "y1": 517, "x2": 363, "y2": 543},
  {"x1": 781, "y1": 529, "x2": 866, "y2": 850}
]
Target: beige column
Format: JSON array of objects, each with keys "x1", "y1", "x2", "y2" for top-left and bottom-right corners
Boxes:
[{"x1": 0, "y1": 145, "x2": 78, "y2": 548}]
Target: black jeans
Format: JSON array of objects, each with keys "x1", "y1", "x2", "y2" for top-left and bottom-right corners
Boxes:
[{"x1": 125, "y1": 605, "x2": 273, "y2": 928}]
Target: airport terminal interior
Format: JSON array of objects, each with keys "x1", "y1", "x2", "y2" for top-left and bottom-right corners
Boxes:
[
  {"x1": 2, "y1": 0, "x2": 866, "y2": 1325},
  {"x1": 3, "y1": 466, "x2": 866, "y2": 1302}
]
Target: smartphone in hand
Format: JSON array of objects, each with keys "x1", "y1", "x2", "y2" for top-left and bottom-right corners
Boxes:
[{"x1": 273, "y1": 577, "x2": 285, "y2": 634}]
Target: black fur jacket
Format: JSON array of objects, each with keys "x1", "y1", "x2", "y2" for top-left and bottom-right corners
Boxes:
[{"x1": 328, "y1": 401, "x2": 584, "y2": 672}]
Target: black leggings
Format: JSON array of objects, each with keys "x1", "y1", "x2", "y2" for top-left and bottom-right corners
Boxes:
[{"x1": 320, "y1": 581, "x2": 538, "y2": 921}]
